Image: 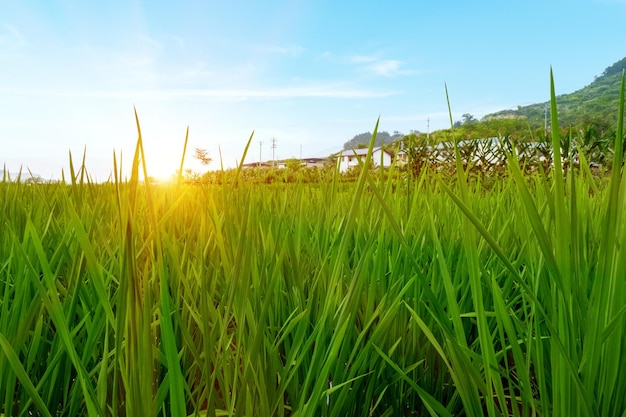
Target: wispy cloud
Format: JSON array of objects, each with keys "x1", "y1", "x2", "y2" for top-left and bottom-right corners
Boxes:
[
  {"x1": 0, "y1": 24, "x2": 26, "y2": 47},
  {"x1": 138, "y1": 34, "x2": 163, "y2": 52},
  {"x1": 347, "y1": 54, "x2": 414, "y2": 77},
  {"x1": 258, "y1": 44, "x2": 305, "y2": 56},
  {"x1": 167, "y1": 34, "x2": 186, "y2": 50},
  {"x1": 365, "y1": 59, "x2": 414, "y2": 77},
  {"x1": 178, "y1": 67, "x2": 214, "y2": 79},
  {"x1": 349, "y1": 54, "x2": 379, "y2": 64},
  {"x1": 0, "y1": 84, "x2": 399, "y2": 100}
]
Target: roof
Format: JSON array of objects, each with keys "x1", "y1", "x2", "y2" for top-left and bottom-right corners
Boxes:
[{"x1": 339, "y1": 146, "x2": 393, "y2": 157}]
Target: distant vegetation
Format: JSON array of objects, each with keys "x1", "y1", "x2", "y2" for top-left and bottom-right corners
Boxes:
[
  {"x1": 484, "y1": 57, "x2": 626, "y2": 131},
  {"x1": 343, "y1": 130, "x2": 405, "y2": 150},
  {"x1": 175, "y1": 57, "x2": 626, "y2": 182},
  {"x1": 343, "y1": 57, "x2": 626, "y2": 155}
]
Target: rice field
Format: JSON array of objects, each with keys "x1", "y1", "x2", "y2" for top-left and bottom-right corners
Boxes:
[{"x1": 1, "y1": 75, "x2": 626, "y2": 416}]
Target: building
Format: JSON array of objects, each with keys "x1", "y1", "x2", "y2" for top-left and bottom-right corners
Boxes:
[
  {"x1": 299, "y1": 158, "x2": 326, "y2": 168},
  {"x1": 338, "y1": 146, "x2": 394, "y2": 172},
  {"x1": 241, "y1": 157, "x2": 328, "y2": 169}
]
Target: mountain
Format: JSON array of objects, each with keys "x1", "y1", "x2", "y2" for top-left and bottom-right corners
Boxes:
[
  {"x1": 484, "y1": 57, "x2": 626, "y2": 131},
  {"x1": 343, "y1": 131, "x2": 405, "y2": 150}
]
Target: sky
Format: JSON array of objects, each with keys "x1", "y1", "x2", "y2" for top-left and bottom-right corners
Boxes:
[{"x1": 1, "y1": 0, "x2": 626, "y2": 181}]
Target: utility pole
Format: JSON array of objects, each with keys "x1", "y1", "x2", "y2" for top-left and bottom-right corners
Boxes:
[
  {"x1": 271, "y1": 137, "x2": 277, "y2": 168},
  {"x1": 259, "y1": 141, "x2": 263, "y2": 167}
]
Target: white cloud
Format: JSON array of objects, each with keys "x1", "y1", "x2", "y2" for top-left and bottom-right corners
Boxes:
[
  {"x1": 167, "y1": 34, "x2": 186, "y2": 50},
  {"x1": 349, "y1": 54, "x2": 379, "y2": 64},
  {"x1": 347, "y1": 54, "x2": 414, "y2": 77},
  {"x1": 365, "y1": 59, "x2": 414, "y2": 77},
  {"x1": 179, "y1": 68, "x2": 214, "y2": 79},
  {"x1": 138, "y1": 34, "x2": 163, "y2": 53},
  {"x1": 177, "y1": 63, "x2": 214, "y2": 79},
  {"x1": 0, "y1": 84, "x2": 399, "y2": 100},
  {"x1": 0, "y1": 24, "x2": 26, "y2": 47},
  {"x1": 258, "y1": 44, "x2": 305, "y2": 56}
]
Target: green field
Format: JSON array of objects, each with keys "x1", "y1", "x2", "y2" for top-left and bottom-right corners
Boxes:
[{"x1": 1, "y1": 76, "x2": 626, "y2": 417}]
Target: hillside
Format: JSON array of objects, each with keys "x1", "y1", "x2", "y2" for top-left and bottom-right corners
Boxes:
[
  {"x1": 339, "y1": 58, "x2": 626, "y2": 152},
  {"x1": 484, "y1": 57, "x2": 626, "y2": 131},
  {"x1": 342, "y1": 131, "x2": 405, "y2": 150}
]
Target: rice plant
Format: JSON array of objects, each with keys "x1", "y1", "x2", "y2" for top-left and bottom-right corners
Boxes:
[{"x1": 0, "y1": 72, "x2": 625, "y2": 416}]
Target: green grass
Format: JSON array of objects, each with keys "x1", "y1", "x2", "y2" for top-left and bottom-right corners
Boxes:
[{"x1": 1, "y1": 74, "x2": 625, "y2": 416}]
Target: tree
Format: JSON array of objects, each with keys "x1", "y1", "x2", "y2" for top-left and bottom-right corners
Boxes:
[
  {"x1": 343, "y1": 131, "x2": 402, "y2": 150},
  {"x1": 343, "y1": 132, "x2": 372, "y2": 150},
  {"x1": 401, "y1": 132, "x2": 430, "y2": 177},
  {"x1": 194, "y1": 148, "x2": 212, "y2": 166},
  {"x1": 601, "y1": 57, "x2": 626, "y2": 78},
  {"x1": 462, "y1": 113, "x2": 477, "y2": 125},
  {"x1": 285, "y1": 158, "x2": 302, "y2": 171}
]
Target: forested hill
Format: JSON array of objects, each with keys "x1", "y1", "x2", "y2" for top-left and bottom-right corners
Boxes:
[
  {"x1": 341, "y1": 57, "x2": 626, "y2": 151},
  {"x1": 484, "y1": 57, "x2": 626, "y2": 130},
  {"x1": 343, "y1": 131, "x2": 404, "y2": 150}
]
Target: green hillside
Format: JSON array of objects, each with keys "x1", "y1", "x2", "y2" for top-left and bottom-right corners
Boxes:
[
  {"x1": 341, "y1": 58, "x2": 626, "y2": 156},
  {"x1": 485, "y1": 57, "x2": 626, "y2": 131}
]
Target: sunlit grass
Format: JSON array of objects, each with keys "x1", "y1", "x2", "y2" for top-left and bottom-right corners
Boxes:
[{"x1": 0, "y1": 73, "x2": 625, "y2": 416}]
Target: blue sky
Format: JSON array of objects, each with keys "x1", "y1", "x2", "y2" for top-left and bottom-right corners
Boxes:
[{"x1": 1, "y1": 0, "x2": 625, "y2": 180}]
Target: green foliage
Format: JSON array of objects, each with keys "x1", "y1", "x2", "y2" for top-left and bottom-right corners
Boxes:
[
  {"x1": 600, "y1": 56, "x2": 626, "y2": 78},
  {"x1": 343, "y1": 131, "x2": 403, "y2": 150},
  {"x1": 198, "y1": 164, "x2": 336, "y2": 185}
]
